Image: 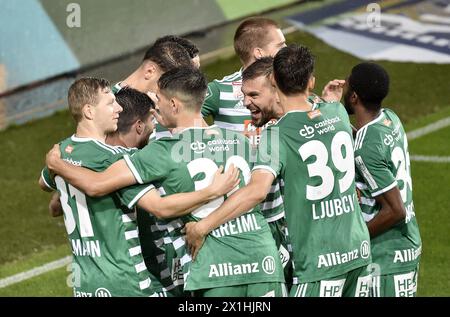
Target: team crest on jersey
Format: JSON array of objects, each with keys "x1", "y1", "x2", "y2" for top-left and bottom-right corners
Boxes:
[
  {"x1": 307, "y1": 109, "x2": 322, "y2": 119},
  {"x1": 383, "y1": 119, "x2": 392, "y2": 127},
  {"x1": 232, "y1": 81, "x2": 243, "y2": 99},
  {"x1": 65, "y1": 145, "x2": 74, "y2": 154}
]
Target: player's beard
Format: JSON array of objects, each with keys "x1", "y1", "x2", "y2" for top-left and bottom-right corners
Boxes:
[
  {"x1": 254, "y1": 106, "x2": 278, "y2": 128},
  {"x1": 343, "y1": 89, "x2": 355, "y2": 115}
]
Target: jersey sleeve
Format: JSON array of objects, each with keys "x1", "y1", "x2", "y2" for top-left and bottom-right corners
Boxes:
[
  {"x1": 201, "y1": 81, "x2": 220, "y2": 119},
  {"x1": 117, "y1": 183, "x2": 156, "y2": 209},
  {"x1": 41, "y1": 166, "x2": 56, "y2": 190},
  {"x1": 122, "y1": 141, "x2": 170, "y2": 184},
  {"x1": 354, "y1": 142, "x2": 397, "y2": 197},
  {"x1": 252, "y1": 126, "x2": 285, "y2": 178}
]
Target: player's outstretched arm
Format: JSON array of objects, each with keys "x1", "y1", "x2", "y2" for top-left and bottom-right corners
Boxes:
[
  {"x1": 45, "y1": 144, "x2": 136, "y2": 197},
  {"x1": 367, "y1": 186, "x2": 406, "y2": 238},
  {"x1": 185, "y1": 169, "x2": 274, "y2": 260},
  {"x1": 137, "y1": 165, "x2": 240, "y2": 219}
]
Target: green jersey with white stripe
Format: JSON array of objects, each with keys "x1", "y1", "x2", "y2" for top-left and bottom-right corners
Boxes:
[
  {"x1": 255, "y1": 120, "x2": 286, "y2": 222},
  {"x1": 354, "y1": 108, "x2": 421, "y2": 275},
  {"x1": 255, "y1": 103, "x2": 371, "y2": 284},
  {"x1": 136, "y1": 199, "x2": 187, "y2": 296},
  {"x1": 119, "y1": 126, "x2": 284, "y2": 291},
  {"x1": 201, "y1": 70, "x2": 251, "y2": 132},
  {"x1": 41, "y1": 136, "x2": 160, "y2": 297}
]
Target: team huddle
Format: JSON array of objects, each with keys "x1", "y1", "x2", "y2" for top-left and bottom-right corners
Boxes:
[{"x1": 39, "y1": 17, "x2": 421, "y2": 297}]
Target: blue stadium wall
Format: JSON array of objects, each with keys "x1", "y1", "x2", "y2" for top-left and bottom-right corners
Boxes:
[{"x1": 0, "y1": 0, "x2": 296, "y2": 129}]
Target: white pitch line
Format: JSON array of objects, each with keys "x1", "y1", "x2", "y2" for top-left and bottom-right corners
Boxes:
[
  {"x1": 0, "y1": 256, "x2": 71, "y2": 288},
  {"x1": 406, "y1": 116, "x2": 450, "y2": 163},
  {"x1": 410, "y1": 155, "x2": 450, "y2": 163},
  {"x1": 407, "y1": 117, "x2": 450, "y2": 140}
]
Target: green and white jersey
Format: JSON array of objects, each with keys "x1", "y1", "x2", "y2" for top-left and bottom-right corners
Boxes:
[
  {"x1": 40, "y1": 136, "x2": 159, "y2": 297},
  {"x1": 255, "y1": 119, "x2": 286, "y2": 222},
  {"x1": 254, "y1": 103, "x2": 371, "y2": 284},
  {"x1": 136, "y1": 197, "x2": 187, "y2": 296},
  {"x1": 354, "y1": 108, "x2": 421, "y2": 275},
  {"x1": 201, "y1": 70, "x2": 251, "y2": 132},
  {"x1": 154, "y1": 124, "x2": 172, "y2": 140},
  {"x1": 119, "y1": 125, "x2": 284, "y2": 291}
]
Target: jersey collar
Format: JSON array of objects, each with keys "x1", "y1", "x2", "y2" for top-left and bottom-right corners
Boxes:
[
  {"x1": 358, "y1": 109, "x2": 385, "y2": 131},
  {"x1": 174, "y1": 124, "x2": 219, "y2": 135},
  {"x1": 71, "y1": 134, "x2": 109, "y2": 146}
]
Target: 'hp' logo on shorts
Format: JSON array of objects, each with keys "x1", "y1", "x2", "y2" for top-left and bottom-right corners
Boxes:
[
  {"x1": 95, "y1": 288, "x2": 111, "y2": 297},
  {"x1": 360, "y1": 241, "x2": 370, "y2": 259},
  {"x1": 262, "y1": 256, "x2": 276, "y2": 274}
]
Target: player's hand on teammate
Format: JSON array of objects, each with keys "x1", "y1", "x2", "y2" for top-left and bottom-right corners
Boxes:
[
  {"x1": 321, "y1": 79, "x2": 345, "y2": 103},
  {"x1": 49, "y1": 192, "x2": 63, "y2": 217},
  {"x1": 185, "y1": 221, "x2": 208, "y2": 261},
  {"x1": 208, "y1": 164, "x2": 240, "y2": 198},
  {"x1": 150, "y1": 108, "x2": 164, "y2": 126},
  {"x1": 46, "y1": 144, "x2": 62, "y2": 172}
]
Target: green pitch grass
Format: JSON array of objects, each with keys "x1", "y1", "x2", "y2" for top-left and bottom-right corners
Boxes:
[{"x1": 0, "y1": 30, "x2": 449, "y2": 296}]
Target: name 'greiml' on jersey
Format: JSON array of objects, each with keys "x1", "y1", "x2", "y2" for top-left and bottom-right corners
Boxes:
[{"x1": 118, "y1": 126, "x2": 285, "y2": 291}]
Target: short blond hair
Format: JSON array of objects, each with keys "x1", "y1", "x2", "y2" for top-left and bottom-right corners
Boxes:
[
  {"x1": 67, "y1": 77, "x2": 110, "y2": 122},
  {"x1": 234, "y1": 17, "x2": 280, "y2": 65}
]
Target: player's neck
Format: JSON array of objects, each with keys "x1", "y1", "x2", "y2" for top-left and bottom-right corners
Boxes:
[
  {"x1": 279, "y1": 93, "x2": 313, "y2": 113},
  {"x1": 354, "y1": 105, "x2": 381, "y2": 130},
  {"x1": 172, "y1": 113, "x2": 208, "y2": 134},
  {"x1": 75, "y1": 123, "x2": 107, "y2": 143},
  {"x1": 122, "y1": 70, "x2": 148, "y2": 93},
  {"x1": 242, "y1": 60, "x2": 254, "y2": 71},
  {"x1": 105, "y1": 132, "x2": 127, "y2": 148}
]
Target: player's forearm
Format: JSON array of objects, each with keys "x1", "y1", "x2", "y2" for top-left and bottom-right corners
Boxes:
[
  {"x1": 198, "y1": 183, "x2": 266, "y2": 236},
  {"x1": 367, "y1": 206, "x2": 405, "y2": 238},
  {"x1": 367, "y1": 187, "x2": 406, "y2": 238},
  {"x1": 149, "y1": 187, "x2": 219, "y2": 219},
  {"x1": 51, "y1": 159, "x2": 102, "y2": 196},
  {"x1": 52, "y1": 159, "x2": 135, "y2": 197}
]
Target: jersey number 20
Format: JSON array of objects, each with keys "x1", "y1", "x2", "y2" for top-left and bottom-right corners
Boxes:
[{"x1": 187, "y1": 155, "x2": 250, "y2": 219}]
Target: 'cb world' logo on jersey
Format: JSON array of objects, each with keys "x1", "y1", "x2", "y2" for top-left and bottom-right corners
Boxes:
[
  {"x1": 190, "y1": 141, "x2": 206, "y2": 154},
  {"x1": 299, "y1": 125, "x2": 315, "y2": 139}
]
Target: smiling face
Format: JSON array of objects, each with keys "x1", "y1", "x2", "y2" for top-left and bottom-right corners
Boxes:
[
  {"x1": 92, "y1": 87, "x2": 123, "y2": 134},
  {"x1": 242, "y1": 75, "x2": 280, "y2": 127}
]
